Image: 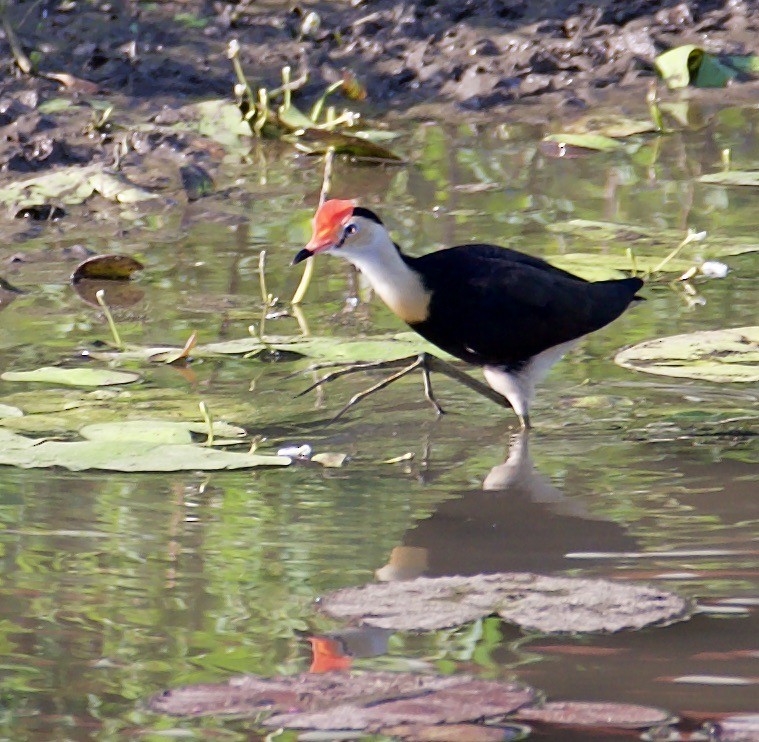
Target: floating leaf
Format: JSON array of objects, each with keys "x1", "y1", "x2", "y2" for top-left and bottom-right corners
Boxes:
[
  {"x1": 2, "y1": 367, "x2": 141, "y2": 387},
  {"x1": 615, "y1": 327, "x2": 759, "y2": 383},
  {"x1": 655, "y1": 46, "x2": 736, "y2": 89},
  {"x1": 710, "y1": 714, "x2": 759, "y2": 741},
  {"x1": 320, "y1": 573, "x2": 690, "y2": 634},
  {"x1": 149, "y1": 671, "x2": 534, "y2": 731},
  {"x1": 289, "y1": 128, "x2": 403, "y2": 161},
  {"x1": 383, "y1": 723, "x2": 529, "y2": 741},
  {"x1": 561, "y1": 113, "x2": 657, "y2": 139},
  {"x1": 0, "y1": 436, "x2": 289, "y2": 472},
  {"x1": 71, "y1": 254, "x2": 144, "y2": 283},
  {"x1": 515, "y1": 701, "x2": 675, "y2": 729},
  {"x1": 542, "y1": 133, "x2": 623, "y2": 152},
  {"x1": 79, "y1": 420, "x2": 246, "y2": 444},
  {"x1": 312, "y1": 452, "x2": 348, "y2": 468},
  {"x1": 548, "y1": 219, "x2": 759, "y2": 258},
  {"x1": 698, "y1": 170, "x2": 759, "y2": 187}
]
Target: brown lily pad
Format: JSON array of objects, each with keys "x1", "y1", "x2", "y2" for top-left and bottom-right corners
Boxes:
[
  {"x1": 149, "y1": 671, "x2": 535, "y2": 734},
  {"x1": 709, "y1": 714, "x2": 759, "y2": 741},
  {"x1": 319, "y1": 573, "x2": 691, "y2": 634},
  {"x1": 71, "y1": 254, "x2": 144, "y2": 283},
  {"x1": 265, "y1": 677, "x2": 535, "y2": 731},
  {"x1": 381, "y1": 723, "x2": 529, "y2": 741},
  {"x1": 515, "y1": 701, "x2": 676, "y2": 729}
]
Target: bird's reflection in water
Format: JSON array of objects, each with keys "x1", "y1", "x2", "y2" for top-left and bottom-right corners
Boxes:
[{"x1": 377, "y1": 431, "x2": 637, "y2": 579}]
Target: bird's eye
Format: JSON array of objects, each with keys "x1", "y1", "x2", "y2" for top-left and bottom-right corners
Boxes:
[{"x1": 344, "y1": 223, "x2": 359, "y2": 237}]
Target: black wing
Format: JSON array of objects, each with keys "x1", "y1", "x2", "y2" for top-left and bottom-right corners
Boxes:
[{"x1": 406, "y1": 244, "x2": 643, "y2": 369}]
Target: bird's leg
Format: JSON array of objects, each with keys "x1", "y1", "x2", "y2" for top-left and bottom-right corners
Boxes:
[
  {"x1": 420, "y1": 357, "x2": 445, "y2": 415},
  {"x1": 518, "y1": 413, "x2": 532, "y2": 431},
  {"x1": 330, "y1": 357, "x2": 425, "y2": 422},
  {"x1": 422, "y1": 355, "x2": 513, "y2": 410},
  {"x1": 296, "y1": 352, "x2": 515, "y2": 422},
  {"x1": 295, "y1": 356, "x2": 421, "y2": 398}
]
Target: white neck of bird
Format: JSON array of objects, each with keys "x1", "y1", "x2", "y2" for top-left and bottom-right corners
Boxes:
[{"x1": 339, "y1": 230, "x2": 431, "y2": 324}]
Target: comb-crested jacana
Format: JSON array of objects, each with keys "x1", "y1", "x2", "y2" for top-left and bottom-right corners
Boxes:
[{"x1": 293, "y1": 199, "x2": 644, "y2": 429}]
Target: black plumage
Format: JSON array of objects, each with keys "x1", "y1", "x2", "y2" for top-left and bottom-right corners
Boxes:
[{"x1": 403, "y1": 244, "x2": 643, "y2": 370}]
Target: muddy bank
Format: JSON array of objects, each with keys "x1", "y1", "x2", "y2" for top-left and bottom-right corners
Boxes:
[
  {"x1": 0, "y1": 0, "x2": 758, "y2": 178},
  {"x1": 2, "y1": 1, "x2": 759, "y2": 110}
]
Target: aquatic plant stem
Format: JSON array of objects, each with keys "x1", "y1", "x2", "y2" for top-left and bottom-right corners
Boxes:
[
  {"x1": 652, "y1": 229, "x2": 707, "y2": 274},
  {"x1": 199, "y1": 401, "x2": 214, "y2": 446},
  {"x1": 291, "y1": 147, "x2": 335, "y2": 305},
  {"x1": 95, "y1": 289, "x2": 124, "y2": 350}
]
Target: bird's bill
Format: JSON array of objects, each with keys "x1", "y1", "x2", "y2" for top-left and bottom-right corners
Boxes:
[{"x1": 292, "y1": 232, "x2": 338, "y2": 265}]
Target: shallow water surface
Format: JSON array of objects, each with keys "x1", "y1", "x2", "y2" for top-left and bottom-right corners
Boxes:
[{"x1": 0, "y1": 101, "x2": 757, "y2": 740}]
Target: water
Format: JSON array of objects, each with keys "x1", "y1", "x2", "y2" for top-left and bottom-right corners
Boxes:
[{"x1": 0, "y1": 100, "x2": 756, "y2": 740}]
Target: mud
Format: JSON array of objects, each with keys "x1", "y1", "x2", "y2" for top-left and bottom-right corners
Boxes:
[{"x1": 0, "y1": 0, "x2": 758, "y2": 174}]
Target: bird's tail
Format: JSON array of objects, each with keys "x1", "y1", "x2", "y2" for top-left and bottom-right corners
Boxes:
[{"x1": 596, "y1": 276, "x2": 645, "y2": 301}]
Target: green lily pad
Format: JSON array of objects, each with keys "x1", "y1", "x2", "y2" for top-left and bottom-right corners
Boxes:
[
  {"x1": 542, "y1": 133, "x2": 623, "y2": 152},
  {"x1": 2, "y1": 367, "x2": 141, "y2": 387},
  {"x1": 698, "y1": 171, "x2": 759, "y2": 187},
  {"x1": 615, "y1": 327, "x2": 759, "y2": 383},
  {"x1": 547, "y1": 252, "x2": 691, "y2": 279},
  {"x1": 655, "y1": 45, "x2": 737, "y2": 89},
  {"x1": 561, "y1": 113, "x2": 657, "y2": 139},
  {"x1": 548, "y1": 219, "x2": 759, "y2": 258},
  {"x1": 0, "y1": 404, "x2": 23, "y2": 418},
  {"x1": 0, "y1": 437, "x2": 290, "y2": 472},
  {"x1": 80, "y1": 420, "x2": 246, "y2": 444}
]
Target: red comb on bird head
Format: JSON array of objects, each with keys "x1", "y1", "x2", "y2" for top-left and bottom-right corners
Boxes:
[{"x1": 306, "y1": 199, "x2": 356, "y2": 251}]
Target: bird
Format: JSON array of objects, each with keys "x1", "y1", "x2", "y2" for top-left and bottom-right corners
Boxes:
[{"x1": 293, "y1": 199, "x2": 644, "y2": 429}]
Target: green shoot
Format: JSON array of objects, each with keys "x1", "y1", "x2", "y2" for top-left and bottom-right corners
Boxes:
[
  {"x1": 198, "y1": 401, "x2": 214, "y2": 446},
  {"x1": 95, "y1": 289, "x2": 124, "y2": 350}
]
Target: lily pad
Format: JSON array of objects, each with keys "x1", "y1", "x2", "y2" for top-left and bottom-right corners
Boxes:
[
  {"x1": 80, "y1": 420, "x2": 246, "y2": 444},
  {"x1": 548, "y1": 219, "x2": 759, "y2": 258},
  {"x1": 383, "y1": 724, "x2": 529, "y2": 741},
  {"x1": 710, "y1": 714, "x2": 759, "y2": 741},
  {"x1": 614, "y1": 327, "x2": 759, "y2": 383},
  {"x1": 698, "y1": 171, "x2": 759, "y2": 187},
  {"x1": 71, "y1": 254, "x2": 144, "y2": 283},
  {"x1": 320, "y1": 573, "x2": 690, "y2": 634},
  {"x1": 1, "y1": 367, "x2": 141, "y2": 387},
  {"x1": 0, "y1": 434, "x2": 289, "y2": 472},
  {"x1": 515, "y1": 701, "x2": 675, "y2": 729},
  {"x1": 149, "y1": 671, "x2": 534, "y2": 731},
  {"x1": 561, "y1": 113, "x2": 658, "y2": 139},
  {"x1": 542, "y1": 133, "x2": 623, "y2": 152}
]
